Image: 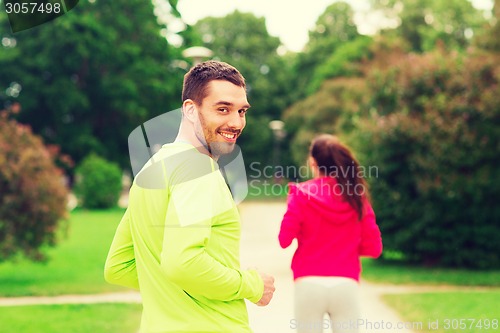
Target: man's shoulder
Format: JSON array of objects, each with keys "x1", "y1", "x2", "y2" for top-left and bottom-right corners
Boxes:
[
  {"x1": 162, "y1": 143, "x2": 215, "y2": 176},
  {"x1": 134, "y1": 143, "x2": 207, "y2": 188}
]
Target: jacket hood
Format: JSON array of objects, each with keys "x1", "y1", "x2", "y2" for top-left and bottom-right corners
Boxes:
[{"x1": 289, "y1": 177, "x2": 359, "y2": 224}]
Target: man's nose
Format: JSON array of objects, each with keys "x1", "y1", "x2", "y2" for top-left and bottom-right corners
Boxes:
[{"x1": 227, "y1": 112, "x2": 245, "y2": 129}]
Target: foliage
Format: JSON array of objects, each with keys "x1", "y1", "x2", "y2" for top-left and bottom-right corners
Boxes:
[
  {"x1": 74, "y1": 154, "x2": 122, "y2": 209},
  {"x1": 283, "y1": 77, "x2": 369, "y2": 168},
  {"x1": 357, "y1": 49, "x2": 500, "y2": 269},
  {"x1": 279, "y1": 2, "x2": 370, "y2": 174},
  {"x1": 0, "y1": 0, "x2": 186, "y2": 170},
  {"x1": 369, "y1": 0, "x2": 488, "y2": 52},
  {"x1": 0, "y1": 108, "x2": 69, "y2": 262},
  {"x1": 307, "y1": 35, "x2": 373, "y2": 94},
  {"x1": 193, "y1": 10, "x2": 294, "y2": 168},
  {"x1": 283, "y1": 25, "x2": 500, "y2": 268},
  {"x1": 293, "y1": 1, "x2": 360, "y2": 100},
  {"x1": 475, "y1": 0, "x2": 500, "y2": 51},
  {"x1": 284, "y1": 40, "x2": 405, "y2": 168}
]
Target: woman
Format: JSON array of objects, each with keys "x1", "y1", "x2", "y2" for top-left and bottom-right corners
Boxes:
[{"x1": 279, "y1": 134, "x2": 382, "y2": 333}]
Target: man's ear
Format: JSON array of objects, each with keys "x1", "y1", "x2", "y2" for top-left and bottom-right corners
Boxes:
[{"x1": 182, "y1": 99, "x2": 198, "y2": 123}]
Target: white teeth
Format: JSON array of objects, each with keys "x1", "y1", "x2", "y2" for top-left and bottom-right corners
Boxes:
[{"x1": 220, "y1": 132, "x2": 235, "y2": 139}]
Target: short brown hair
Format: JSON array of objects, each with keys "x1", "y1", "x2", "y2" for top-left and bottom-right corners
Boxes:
[{"x1": 182, "y1": 60, "x2": 246, "y2": 105}]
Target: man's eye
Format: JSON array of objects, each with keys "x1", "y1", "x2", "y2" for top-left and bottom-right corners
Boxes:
[
  {"x1": 218, "y1": 108, "x2": 229, "y2": 113},
  {"x1": 238, "y1": 109, "x2": 247, "y2": 115}
]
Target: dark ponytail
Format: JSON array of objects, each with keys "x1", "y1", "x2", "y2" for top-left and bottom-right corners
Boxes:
[{"x1": 310, "y1": 134, "x2": 370, "y2": 220}]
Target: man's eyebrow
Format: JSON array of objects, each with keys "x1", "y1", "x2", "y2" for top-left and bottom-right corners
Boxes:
[{"x1": 213, "y1": 100, "x2": 251, "y2": 109}]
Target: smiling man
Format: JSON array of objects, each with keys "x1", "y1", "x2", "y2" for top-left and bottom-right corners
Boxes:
[
  {"x1": 104, "y1": 61, "x2": 275, "y2": 333},
  {"x1": 180, "y1": 70, "x2": 249, "y2": 158}
]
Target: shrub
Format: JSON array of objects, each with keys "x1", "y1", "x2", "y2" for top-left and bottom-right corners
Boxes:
[
  {"x1": 357, "y1": 50, "x2": 500, "y2": 269},
  {"x1": 0, "y1": 106, "x2": 69, "y2": 261},
  {"x1": 74, "y1": 154, "x2": 122, "y2": 209}
]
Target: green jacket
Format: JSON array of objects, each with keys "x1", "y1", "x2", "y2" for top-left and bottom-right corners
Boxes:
[{"x1": 104, "y1": 142, "x2": 263, "y2": 333}]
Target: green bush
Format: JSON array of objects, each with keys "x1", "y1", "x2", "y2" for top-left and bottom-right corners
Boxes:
[
  {"x1": 357, "y1": 50, "x2": 500, "y2": 269},
  {"x1": 74, "y1": 154, "x2": 122, "y2": 209},
  {"x1": 0, "y1": 107, "x2": 69, "y2": 261}
]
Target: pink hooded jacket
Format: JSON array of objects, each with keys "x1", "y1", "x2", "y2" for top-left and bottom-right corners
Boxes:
[{"x1": 279, "y1": 177, "x2": 383, "y2": 282}]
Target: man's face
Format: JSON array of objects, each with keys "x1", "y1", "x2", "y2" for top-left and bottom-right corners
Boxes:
[{"x1": 194, "y1": 80, "x2": 249, "y2": 158}]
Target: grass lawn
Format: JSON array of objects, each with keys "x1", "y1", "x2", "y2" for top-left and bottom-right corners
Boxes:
[
  {"x1": 362, "y1": 259, "x2": 500, "y2": 286},
  {"x1": 1, "y1": 203, "x2": 499, "y2": 300},
  {"x1": 0, "y1": 303, "x2": 142, "y2": 333},
  {"x1": 0, "y1": 209, "x2": 127, "y2": 297},
  {"x1": 246, "y1": 179, "x2": 288, "y2": 200},
  {"x1": 365, "y1": 258, "x2": 500, "y2": 332},
  {"x1": 383, "y1": 291, "x2": 500, "y2": 333}
]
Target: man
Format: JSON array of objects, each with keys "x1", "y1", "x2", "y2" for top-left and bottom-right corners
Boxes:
[{"x1": 104, "y1": 61, "x2": 275, "y2": 333}]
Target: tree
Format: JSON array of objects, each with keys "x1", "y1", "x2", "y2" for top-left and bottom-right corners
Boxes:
[
  {"x1": 282, "y1": 33, "x2": 377, "y2": 169},
  {"x1": 0, "y1": 0, "x2": 187, "y2": 170},
  {"x1": 369, "y1": 0, "x2": 488, "y2": 52},
  {"x1": 0, "y1": 106, "x2": 69, "y2": 262},
  {"x1": 306, "y1": 35, "x2": 373, "y2": 94},
  {"x1": 475, "y1": 0, "x2": 500, "y2": 51},
  {"x1": 293, "y1": 2, "x2": 360, "y2": 99},
  {"x1": 283, "y1": 77, "x2": 369, "y2": 167},
  {"x1": 193, "y1": 11, "x2": 294, "y2": 170}
]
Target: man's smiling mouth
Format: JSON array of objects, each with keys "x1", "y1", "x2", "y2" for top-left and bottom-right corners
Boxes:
[{"x1": 218, "y1": 130, "x2": 239, "y2": 141}]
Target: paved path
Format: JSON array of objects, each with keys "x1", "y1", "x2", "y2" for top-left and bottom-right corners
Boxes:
[
  {"x1": 0, "y1": 292, "x2": 142, "y2": 307},
  {"x1": 2, "y1": 201, "x2": 487, "y2": 332},
  {"x1": 239, "y1": 201, "x2": 416, "y2": 333}
]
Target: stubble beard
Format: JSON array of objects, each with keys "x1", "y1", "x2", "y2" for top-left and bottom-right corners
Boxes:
[{"x1": 197, "y1": 112, "x2": 236, "y2": 159}]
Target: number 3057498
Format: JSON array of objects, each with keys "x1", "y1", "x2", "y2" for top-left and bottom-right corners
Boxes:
[
  {"x1": 5, "y1": 2, "x2": 62, "y2": 14},
  {"x1": 443, "y1": 319, "x2": 498, "y2": 330}
]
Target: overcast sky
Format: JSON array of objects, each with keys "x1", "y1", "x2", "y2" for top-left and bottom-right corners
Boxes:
[{"x1": 176, "y1": 0, "x2": 494, "y2": 52}]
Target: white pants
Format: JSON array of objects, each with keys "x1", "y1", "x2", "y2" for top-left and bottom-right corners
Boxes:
[{"x1": 293, "y1": 276, "x2": 360, "y2": 333}]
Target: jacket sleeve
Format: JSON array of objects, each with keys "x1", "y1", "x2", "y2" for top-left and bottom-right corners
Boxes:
[
  {"x1": 104, "y1": 208, "x2": 139, "y2": 290},
  {"x1": 279, "y1": 183, "x2": 303, "y2": 248},
  {"x1": 358, "y1": 201, "x2": 383, "y2": 258},
  {"x1": 161, "y1": 158, "x2": 264, "y2": 303}
]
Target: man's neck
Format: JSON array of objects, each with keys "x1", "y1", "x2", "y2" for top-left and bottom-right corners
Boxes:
[{"x1": 174, "y1": 135, "x2": 216, "y2": 160}]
